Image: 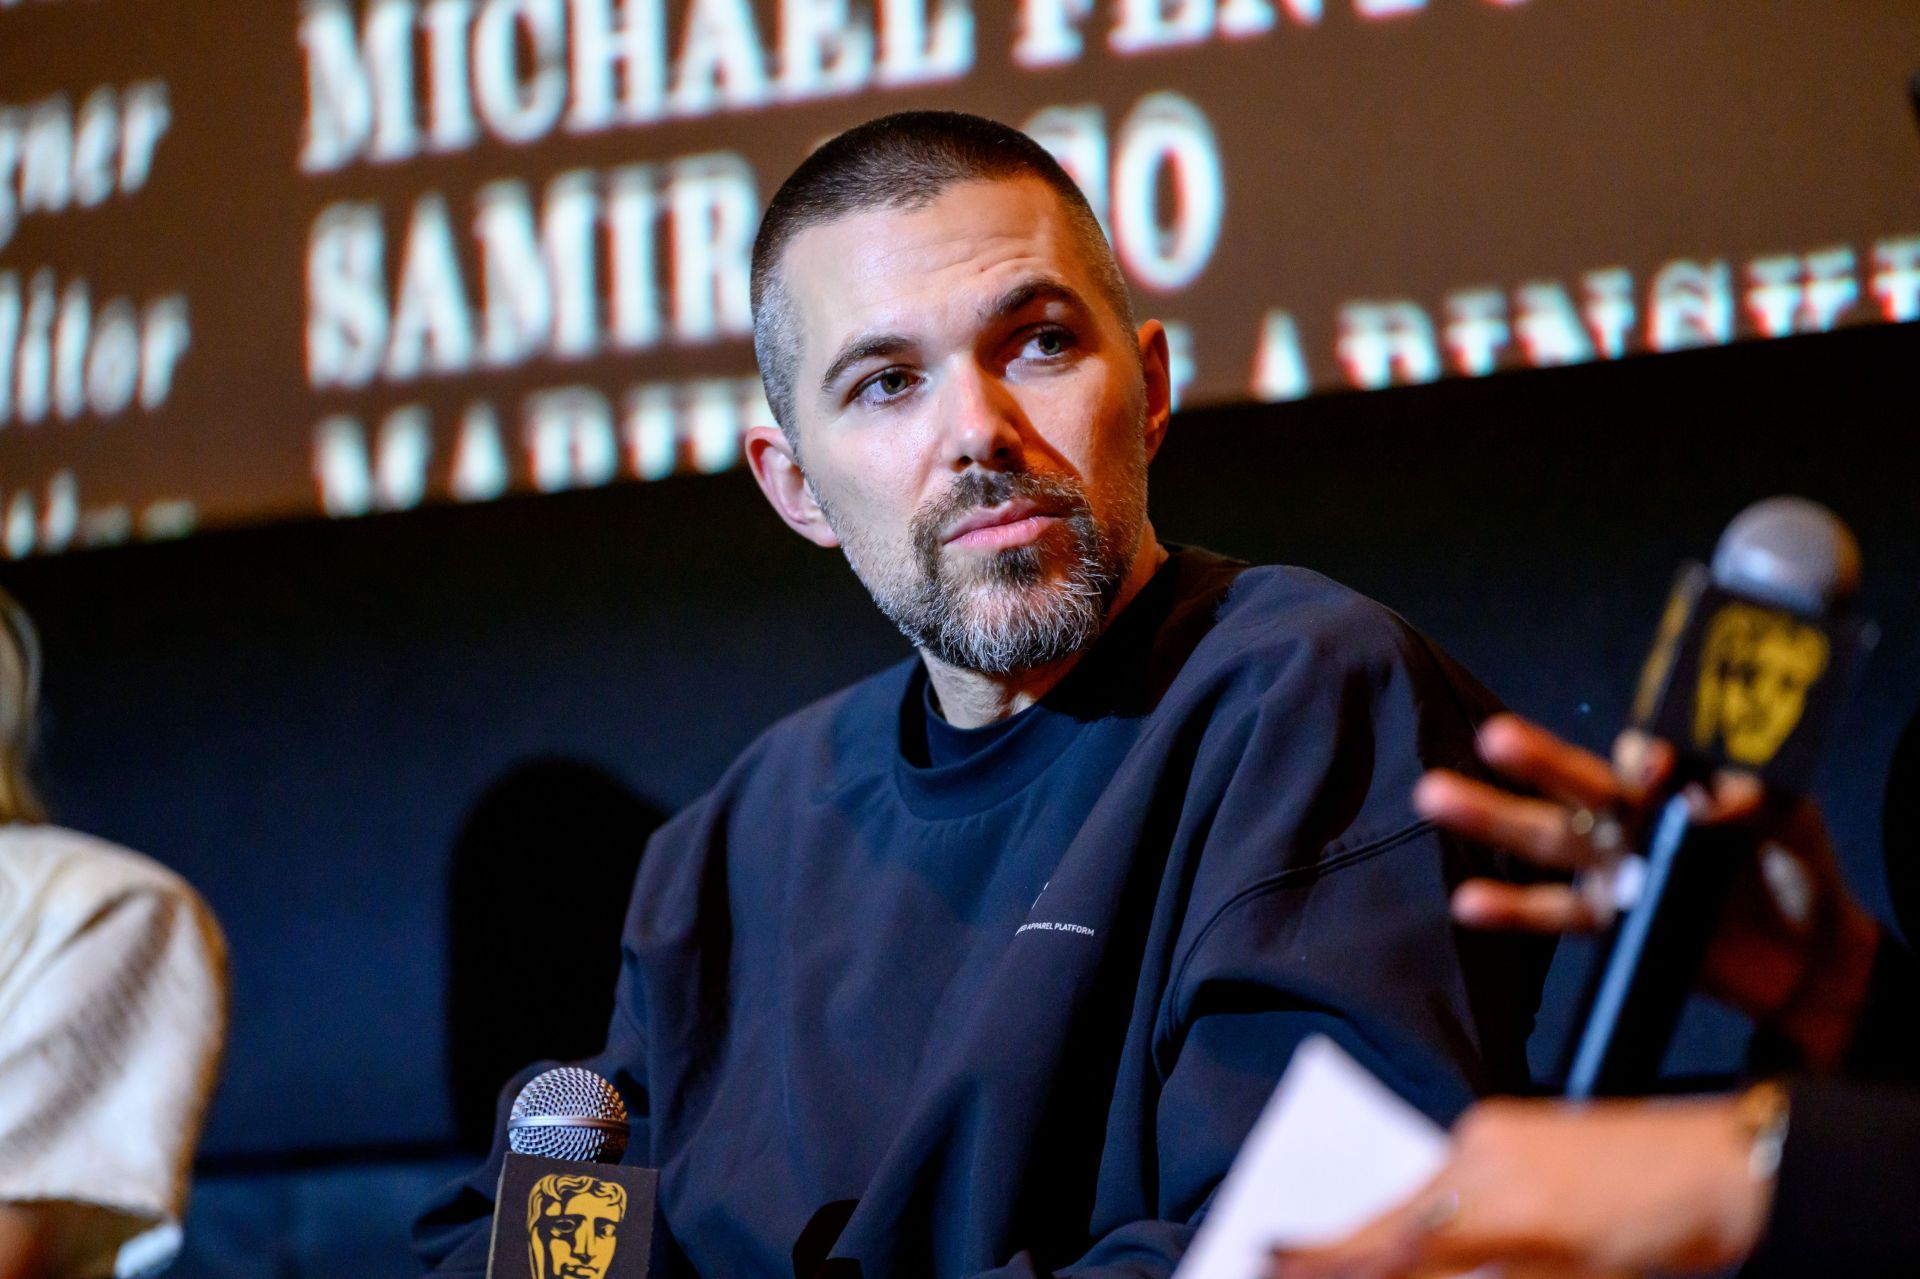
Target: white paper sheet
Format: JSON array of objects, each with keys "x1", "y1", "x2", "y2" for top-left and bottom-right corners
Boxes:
[{"x1": 1173, "y1": 1035, "x2": 1452, "y2": 1279}]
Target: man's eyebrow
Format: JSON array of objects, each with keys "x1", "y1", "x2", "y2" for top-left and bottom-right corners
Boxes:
[
  {"x1": 981, "y1": 278, "x2": 1088, "y2": 327},
  {"x1": 816, "y1": 280, "x2": 1089, "y2": 399},
  {"x1": 820, "y1": 333, "x2": 916, "y2": 397}
]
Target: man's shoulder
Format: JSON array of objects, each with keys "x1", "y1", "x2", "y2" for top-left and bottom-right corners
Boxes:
[
  {"x1": 1175, "y1": 553, "x2": 1445, "y2": 684},
  {"x1": 1157, "y1": 551, "x2": 1501, "y2": 759}
]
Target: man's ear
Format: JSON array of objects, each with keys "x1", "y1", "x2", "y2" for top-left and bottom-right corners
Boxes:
[
  {"x1": 743, "y1": 425, "x2": 839, "y2": 548},
  {"x1": 1135, "y1": 319, "x2": 1173, "y2": 463}
]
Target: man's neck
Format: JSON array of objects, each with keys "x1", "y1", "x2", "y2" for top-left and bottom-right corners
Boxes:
[{"x1": 922, "y1": 532, "x2": 1167, "y2": 730}]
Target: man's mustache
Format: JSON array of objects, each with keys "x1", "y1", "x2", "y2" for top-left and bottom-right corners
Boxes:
[{"x1": 910, "y1": 470, "x2": 1090, "y2": 568}]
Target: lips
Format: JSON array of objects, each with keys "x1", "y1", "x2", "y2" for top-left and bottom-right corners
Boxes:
[{"x1": 942, "y1": 499, "x2": 1059, "y2": 546}]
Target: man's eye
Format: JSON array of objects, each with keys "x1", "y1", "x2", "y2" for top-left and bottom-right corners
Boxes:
[
  {"x1": 855, "y1": 368, "x2": 915, "y2": 404},
  {"x1": 1023, "y1": 327, "x2": 1075, "y2": 359}
]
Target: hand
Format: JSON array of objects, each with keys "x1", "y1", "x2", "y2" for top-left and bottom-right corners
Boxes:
[
  {"x1": 0, "y1": 1201, "x2": 50, "y2": 1279},
  {"x1": 1421, "y1": 714, "x2": 1880, "y2": 1068},
  {"x1": 1266, "y1": 1096, "x2": 1772, "y2": 1279}
]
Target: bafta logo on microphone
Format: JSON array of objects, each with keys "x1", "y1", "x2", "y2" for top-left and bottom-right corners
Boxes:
[
  {"x1": 487, "y1": 1155, "x2": 656, "y2": 1279},
  {"x1": 528, "y1": 1174, "x2": 628, "y2": 1279}
]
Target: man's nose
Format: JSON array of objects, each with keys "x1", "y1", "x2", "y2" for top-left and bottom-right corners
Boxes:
[{"x1": 936, "y1": 360, "x2": 1025, "y2": 471}]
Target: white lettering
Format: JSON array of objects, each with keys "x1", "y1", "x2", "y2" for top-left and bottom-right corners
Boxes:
[
  {"x1": 1251, "y1": 308, "x2": 1308, "y2": 401},
  {"x1": 1872, "y1": 236, "x2": 1920, "y2": 322},
  {"x1": 780, "y1": 0, "x2": 874, "y2": 97},
  {"x1": 138, "y1": 296, "x2": 191, "y2": 410},
  {"x1": 0, "y1": 274, "x2": 16, "y2": 422},
  {"x1": 387, "y1": 194, "x2": 476, "y2": 379},
  {"x1": 1648, "y1": 259, "x2": 1732, "y2": 352},
  {"x1": 876, "y1": 0, "x2": 973, "y2": 86},
  {"x1": 569, "y1": 0, "x2": 668, "y2": 130},
  {"x1": 0, "y1": 115, "x2": 18, "y2": 249},
  {"x1": 608, "y1": 163, "x2": 663, "y2": 349},
  {"x1": 1015, "y1": 0, "x2": 1094, "y2": 67},
  {"x1": 19, "y1": 96, "x2": 73, "y2": 215},
  {"x1": 1338, "y1": 300, "x2": 1438, "y2": 388},
  {"x1": 1022, "y1": 104, "x2": 1109, "y2": 235},
  {"x1": 298, "y1": 0, "x2": 417, "y2": 171},
  {"x1": 15, "y1": 270, "x2": 54, "y2": 424},
  {"x1": 1800, "y1": 246, "x2": 1856, "y2": 332},
  {"x1": 1745, "y1": 255, "x2": 1801, "y2": 338},
  {"x1": 84, "y1": 299, "x2": 141, "y2": 417},
  {"x1": 52, "y1": 278, "x2": 89, "y2": 419},
  {"x1": 671, "y1": 0, "x2": 771, "y2": 114},
  {"x1": 526, "y1": 384, "x2": 618, "y2": 489},
  {"x1": 314, "y1": 405, "x2": 433, "y2": 515},
  {"x1": 1513, "y1": 281, "x2": 1593, "y2": 366},
  {"x1": 306, "y1": 201, "x2": 389, "y2": 388},
  {"x1": 668, "y1": 153, "x2": 757, "y2": 342},
  {"x1": 1111, "y1": 93, "x2": 1223, "y2": 292},
  {"x1": 1111, "y1": 0, "x2": 1209, "y2": 52},
  {"x1": 451, "y1": 399, "x2": 510, "y2": 500},
  {"x1": 1356, "y1": 0, "x2": 1423, "y2": 17},
  {"x1": 118, "y1": 81, "x2": 171, "y2": 190},
  {"x1": 424, "y1": 0, "x2": 481, "y2": 150},
  {"x1": 473, "y1": 0, "x2": 569, "y2": 143},
  {"x1": 1581, "y1": 268, "x2": 1634, "y2": 358},
  {"x1": 71, "y1": 87, "x2": 118, "y2": 207},
  {"x1": 623, "y1": 381, "x2": 677, "y2": 478},
  {"x1": 1443, "y1": 287, "x2": 1506, "y2": 375}
]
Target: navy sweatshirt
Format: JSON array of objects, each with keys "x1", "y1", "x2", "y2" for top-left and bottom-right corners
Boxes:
[{"x1": 417, "y1": 549, "x2": 1551, "y2": 1278}]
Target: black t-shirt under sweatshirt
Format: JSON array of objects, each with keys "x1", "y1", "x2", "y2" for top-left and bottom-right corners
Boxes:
[{"x1": 417, "y1": 548, "x2": 1552, "y2": 1279}]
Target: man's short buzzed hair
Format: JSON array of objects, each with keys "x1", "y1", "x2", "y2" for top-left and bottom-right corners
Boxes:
[{"x1": 749, "y1": 110, "x2": 1136, "y2": 441}]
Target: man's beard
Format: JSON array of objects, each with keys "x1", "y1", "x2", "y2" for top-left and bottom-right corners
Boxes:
[{"x1": 829, "y1": 461, "x2": 1146, "y2": 676}]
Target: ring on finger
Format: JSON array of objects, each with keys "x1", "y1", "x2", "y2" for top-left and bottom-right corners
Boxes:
[
  {"x1": 1413, "y1": 1188, "x2": 1462, "y2": 1234},
  {"x1": 1566, "y1": 806, "x2": 1624, "y2": 858}
]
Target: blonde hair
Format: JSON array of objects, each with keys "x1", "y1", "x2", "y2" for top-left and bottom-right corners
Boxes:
[{"x1": 0, "y1": 586, "x2": 46, "y2": 824}]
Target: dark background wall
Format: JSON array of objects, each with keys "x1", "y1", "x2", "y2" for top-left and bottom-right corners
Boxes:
[{"x1": 2, "y1": 321, "x2": 1915, "y2": 1273}]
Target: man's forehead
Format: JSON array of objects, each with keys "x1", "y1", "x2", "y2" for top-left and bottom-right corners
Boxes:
[{"x1": 780, "y1": 178, "x2": 1091, "y2": 342}]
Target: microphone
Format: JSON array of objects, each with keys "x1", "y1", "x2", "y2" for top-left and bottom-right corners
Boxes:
[
  {"x1": 509, "y1": 1066, "x2": 630, "y2": 1163},
  {"x1": 486, "y1": 1066, "x2": 657, "y2": 1279},
  {"x1": 1562, "y1": 497, "x2": 1870, "y2": 1099}
]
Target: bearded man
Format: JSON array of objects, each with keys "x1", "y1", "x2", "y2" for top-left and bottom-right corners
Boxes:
[{"x1": 417, "y1": 111, "x2": 1550, "y2": 1279}]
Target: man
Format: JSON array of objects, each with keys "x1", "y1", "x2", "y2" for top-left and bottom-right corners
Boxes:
[
  {"x1": 417, "y1": 111, "x2": 1549, "y2": 1278},
  {"x1": 528, "y1": 1175, "x2": 627, "y2": 1279}
]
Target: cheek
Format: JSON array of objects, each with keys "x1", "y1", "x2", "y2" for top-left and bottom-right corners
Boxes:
[{"x1": 814, "y1": 444, "x2": 927, "y2": 542}]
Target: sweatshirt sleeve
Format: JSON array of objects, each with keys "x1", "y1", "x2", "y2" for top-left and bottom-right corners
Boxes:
[
  {"x1": 960, "y1": 607, "x2": 1550, "y2": 1279},
  {"x1": 962, "y1": 821, "x2": 1512, "y2": 1279}
]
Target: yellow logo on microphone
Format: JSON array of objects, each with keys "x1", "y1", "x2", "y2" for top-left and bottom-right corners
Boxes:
[
  {"x1": 527, "y1": 1173, "x2": 628, "y2": 1279},
  {"x1": 1693, "y1": 602, "x2": 1830, "y2": 766}
]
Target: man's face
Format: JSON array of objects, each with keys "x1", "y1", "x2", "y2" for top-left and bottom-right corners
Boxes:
[
  {"x1": 768, "y1": 177, "x2": 1168, "y2": 673},
  {"x1": 531, "y1": 1189, "x2": 623, "y2": 1279}
]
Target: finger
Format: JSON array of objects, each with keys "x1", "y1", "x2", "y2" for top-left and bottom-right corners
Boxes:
[
  {"x1": 1676, "y1": 770, "x2": 1764, "y2": 828},
  {"x1": 1476, "y1": 715, "x2": 1621, "y2": 811},
  {"x1": 1611, "y1": 730, "x2": 1675, "y2": 803},
  {"x1": 1268, "y1": 1216, "x2": 1428, "y2": 1279},
  {"x1": 1415, "y1": 772, "x2": 1602, "y2": 870},
  {"x1": 1453, "y1": 880, "x2": 1606, "y2": 933}
]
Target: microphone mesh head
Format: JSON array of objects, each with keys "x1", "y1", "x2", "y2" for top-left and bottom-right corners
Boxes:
[
  {"x1": 508, "y1": 1066, "x2": 629, "y2": 1164},
  {"x1": 1711, "y1": 496, "x2": 1861, "y2": 615}
]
